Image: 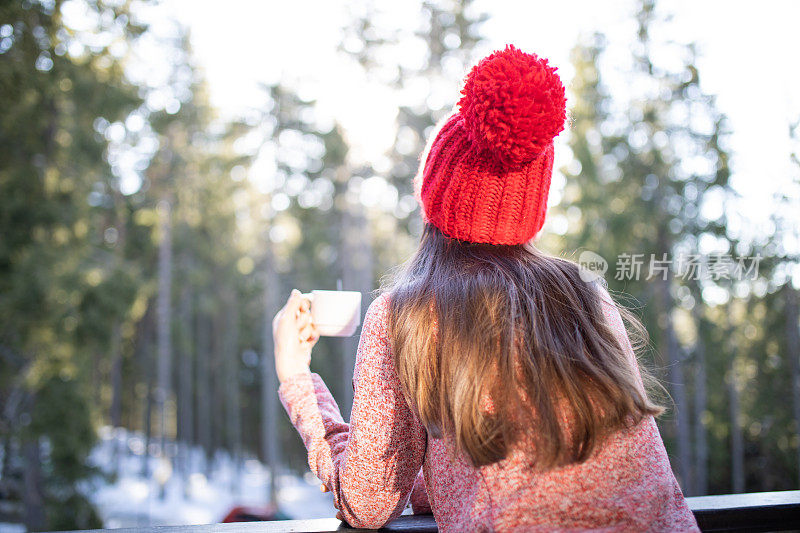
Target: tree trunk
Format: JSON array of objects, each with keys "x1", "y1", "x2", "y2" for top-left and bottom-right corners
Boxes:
[
  {"x1": 177, "y1": 267, "x2": 194, "y2": 481},
  {"x1": 196, "y1": 309, "x2": 212, "y2": 475},
  {"x1": 110, "y1": 187, "x2": 128, "y2": 430},
  {"x1": 210, "y1": 306, "x2": 225, "y2": 459},
  {"x1": 136, "y1": 302, "x2": 155, "y2": 477},
  {"x1": 22, "y1": 439, "x2": 46, "y2": 532},
  {"x1": 225, "y1": 288, "x2": 242, "y2": 493},
  {"x1": 0, "y1": 435, "x2": 12, "y2": 493},
  {"x1": 657, "y1": 271, "x2": 692, "y2": 492},
  {"x1": 156, "y1": 199, "x2": 173, "y2": 495},
  {"x1": 727, "y1": 362, "x2": 745, "y2": 492},
  {"x1": 142, "y1": 356, "x2": 154, "y2": 477},
  {"x1": 691, "y1": 299, "x2": 708, "y2": 496},
  {"x1": 726, "y1": 316, "x2": 745, "y2": 493},
  {"x1": 92, "y1": 350, "x2": 102, "y2": 413},
  {"x1": 339, "y1": 197, "x2": 373, "y2": 420},
  {"x1": 109, "y1": 323, "x2": 123, "y2": 429},
  {"x1": 784, "y1": 285, "x2": 800, "y2": 486},
  {"x1": 262, "y1": 240, "x2": 281, "y2": 506},
  {"x1": 109, "y1": 321, "x2": 123, "y2": 475}
]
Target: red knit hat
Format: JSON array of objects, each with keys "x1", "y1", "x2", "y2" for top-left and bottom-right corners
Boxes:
[{"x1": 415, "y1": 45, "x2": 567, "y2": 245}]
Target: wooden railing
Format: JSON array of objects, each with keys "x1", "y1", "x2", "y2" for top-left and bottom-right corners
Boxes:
[
  {"x1": 66, "y1": 490, "x2": 800, "y2": 533},
  {"x1": 687, "y1": 491, "x2": 800, "y2": 532}
]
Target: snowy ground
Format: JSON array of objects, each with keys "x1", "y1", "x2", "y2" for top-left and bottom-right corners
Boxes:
[{"x1": 86, "y1": 426, "x2": 335, "y2": 529}]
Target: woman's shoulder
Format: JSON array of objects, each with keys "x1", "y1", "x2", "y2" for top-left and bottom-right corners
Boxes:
[
  {"x1": 365, "y1": 291, "x2": 391, "y2": 328},
  {"x1": 358, "y1": 292, "x2": 392, "y2": 355},
  {"x1": 370, "y1": 290, "x2": 392, "y2": 310},
  {"x1": 353, "y1": 292, "x2": 399, "y2": 384},
  {"x1": 587, "y1": 278, "x2": 622, "y2": 321},
  {"x1": 587, "y1": 277, "x2": 614, "y2": 305}
]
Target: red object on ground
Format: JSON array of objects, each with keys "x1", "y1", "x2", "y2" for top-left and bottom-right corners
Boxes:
[{"x1": 221, "y1": 505, "x2": 284, "y2": 523}]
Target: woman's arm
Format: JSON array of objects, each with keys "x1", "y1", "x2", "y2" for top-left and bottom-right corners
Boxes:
[
  {"x1": 278, "y1": 294, "x2": 428, "y2": 528},
  {"x1": 594, "y1": 282, "x2": 647, "y2": 394},
  {"x1": 410, "y1": 468, "x2": 432, "y2": 514}
]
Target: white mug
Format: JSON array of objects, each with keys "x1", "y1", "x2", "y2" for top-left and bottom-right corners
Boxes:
[{"x1": 301, "y1": 290, "x2": 362, "y2": 337}]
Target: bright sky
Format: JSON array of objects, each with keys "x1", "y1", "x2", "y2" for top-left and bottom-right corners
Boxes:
[{"x1": 154, "y1": 0, "x2": 799, "y2": 243}]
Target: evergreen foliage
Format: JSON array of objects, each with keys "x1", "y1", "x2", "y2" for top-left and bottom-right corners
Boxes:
[{"x1": 0, "y1": 1, "x2": 798, "y2": 529}]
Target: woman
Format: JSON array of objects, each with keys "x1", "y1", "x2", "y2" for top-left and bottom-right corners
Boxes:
[{"x1": 273, "y1": 45, "x2": 699, "y2": 532}]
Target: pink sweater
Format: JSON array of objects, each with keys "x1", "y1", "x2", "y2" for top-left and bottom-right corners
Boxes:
[{"x1": 278, "y1": 291, "x2": 700, "y2": 532}]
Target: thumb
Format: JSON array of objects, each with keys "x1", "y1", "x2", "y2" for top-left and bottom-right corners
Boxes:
[{"x1": 285, "y1": 289, "x2": 303, "y2": 314}]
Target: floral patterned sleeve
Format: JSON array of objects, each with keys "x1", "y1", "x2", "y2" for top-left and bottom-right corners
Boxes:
[
  {"x1": 594, "y1": 281, "x2": 647, "y2": 394},
  {"x1": 278, "y1": 293, "x2": 428, "y2": 528},
  {"x1": 410, "y1": 468, "x2": 432, "y2": 514}
]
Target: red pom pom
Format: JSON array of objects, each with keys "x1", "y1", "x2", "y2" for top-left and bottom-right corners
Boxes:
[{"x1": 458, "y1": 44, "x2": 566, "y2": 166}]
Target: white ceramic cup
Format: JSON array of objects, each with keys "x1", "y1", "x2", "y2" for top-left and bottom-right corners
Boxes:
[{"x1": 301, "y1": 290, "x2": 362, "y2": 337}]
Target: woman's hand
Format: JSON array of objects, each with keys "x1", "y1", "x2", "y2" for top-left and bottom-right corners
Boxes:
[
  {"x1": 273, "y1": 289, "x2": 319, "y2": 383},
  {"x1": 320, "y1": 484, "x2": 344, "y2": 522}
]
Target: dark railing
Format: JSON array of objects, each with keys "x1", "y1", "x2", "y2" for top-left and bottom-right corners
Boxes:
[
  {"x1": 687, "y1": 491, "x2": 800, "y2": 532},
  {"x1": 66, "y1": 490, "x2": 800, "y2": 533}
]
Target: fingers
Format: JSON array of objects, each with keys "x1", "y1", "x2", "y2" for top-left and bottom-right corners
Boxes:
[
  {"x1": 320, "y1": 484, "x2": 342, "y2": 522},
  {"x1": 284, "y1": 289, "x2": 304, "y2": 316},
  {"x1": 297, "y1": 310, "x2": 312, "y2": 329},
  {"x1": 299, "y1": 323, "x2": 318, "y2": 342},
  {"x1": 279, "y1": 290, "x2": 313, "y2": 327}
]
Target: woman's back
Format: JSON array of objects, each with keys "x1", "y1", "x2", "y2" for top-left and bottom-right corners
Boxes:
[
  {"x1": 425, "y1": 417, "x2": 691, "y2": 531},
  {"x1": 415, "y1": 289, "x2": 697, "y2": 531},
  {"x1": 384, "y1": 224, "x2": 665, "y2": 473},
  {"x1": 355, "y1": 291, "x2": 697, "y2": 532}
]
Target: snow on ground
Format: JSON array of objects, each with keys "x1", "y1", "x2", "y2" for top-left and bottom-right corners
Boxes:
[{"x1": 87, "y1": 426, "x2": 335, "y2": 528}]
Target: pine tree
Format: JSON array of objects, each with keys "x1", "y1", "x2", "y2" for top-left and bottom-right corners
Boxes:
[
  {"x1": 560, "y1": 0, "x2": 738, "y2": 494},
  {"x1": 340, "y1": 0, "x2": 488, "y2": 244}
]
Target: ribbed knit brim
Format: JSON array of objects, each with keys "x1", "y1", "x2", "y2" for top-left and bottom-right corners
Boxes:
[{"x1": 418, "y1": 113, "x2": 554, "y2": 245}]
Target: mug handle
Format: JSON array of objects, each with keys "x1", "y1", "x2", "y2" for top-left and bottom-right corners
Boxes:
[{"x1": 300, "y1": 292, "x2": 314, "y2": 306}]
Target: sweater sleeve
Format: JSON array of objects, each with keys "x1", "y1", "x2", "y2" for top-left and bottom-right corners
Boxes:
[
  {"x1": 278, "y1": 293, "x2": 428, "y2": 529},
  {"x1": 410, "y1": 468, "x2": 432, "y2": 514},
  {"x1": 594, "y1": 281, "x2": 647, "y2": 395}
]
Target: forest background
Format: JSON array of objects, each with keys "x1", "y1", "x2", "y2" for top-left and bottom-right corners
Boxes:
[{"x1": 1, "y1": 0, "x2": 800, "y2": 530}]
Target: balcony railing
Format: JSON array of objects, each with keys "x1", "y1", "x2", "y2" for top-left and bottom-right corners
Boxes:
[{"x1": 65, "y1": 490, "x2": 800, "y2": 533}]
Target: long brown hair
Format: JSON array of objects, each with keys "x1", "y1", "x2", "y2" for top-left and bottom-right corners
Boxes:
[{"x1": 381, "y1": 223, "x2": 664, "y2": 468}]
